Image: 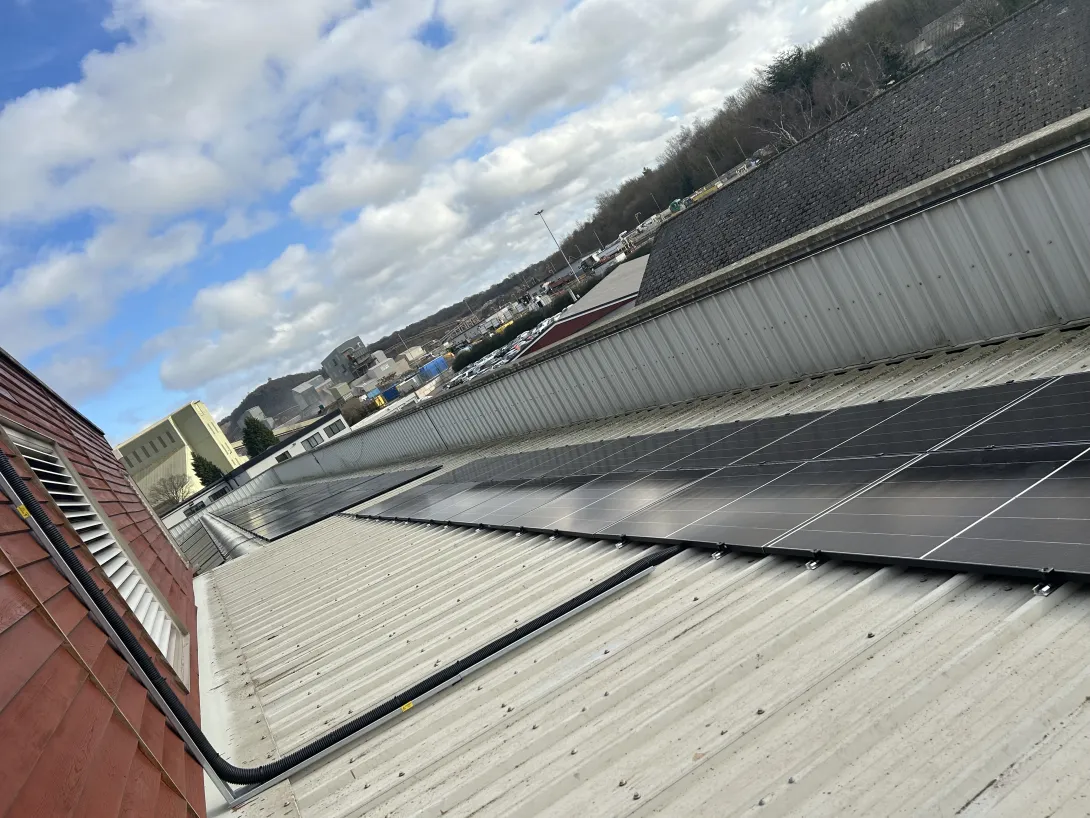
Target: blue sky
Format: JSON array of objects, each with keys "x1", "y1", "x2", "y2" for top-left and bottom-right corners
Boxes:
[{"x1": 0, "y1": 0, "x2": 866, "y2": 442}]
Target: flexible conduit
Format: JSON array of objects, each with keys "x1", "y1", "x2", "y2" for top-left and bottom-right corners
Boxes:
[{"x1": 0, "y1": 449, "x2": 679, "y2": 786}]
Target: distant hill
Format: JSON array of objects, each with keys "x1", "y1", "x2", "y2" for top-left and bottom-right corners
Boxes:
[{"x1": 220, "y1": 371, "x2": 321, "y2": 440}]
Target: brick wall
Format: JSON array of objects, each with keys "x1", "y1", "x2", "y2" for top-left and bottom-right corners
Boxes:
[
  {"x1": 640, "y1": 0, "x2": 1090, "y2": 303},
  {"x1": 0, "y1": 351, "x2": 206, "y2": 816}
]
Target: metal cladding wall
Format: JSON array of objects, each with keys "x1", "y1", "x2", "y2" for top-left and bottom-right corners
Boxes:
[{"x1": 253, "y1": 142, "x2": 1090, "y2": 483}]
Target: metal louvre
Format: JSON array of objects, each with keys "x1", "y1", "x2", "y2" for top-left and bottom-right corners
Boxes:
[{"x1": 6, "y1": 426, "x2": 187, "y2": 672}]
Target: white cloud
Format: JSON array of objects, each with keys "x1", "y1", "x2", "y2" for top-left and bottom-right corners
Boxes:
[
  {"x1": 34, "y1": 351, "x2": 122, "y2": 403},
  {"x1": 0, "y1": 220, "x2": 203, "y2": 357},
  {"x1": 212, "y1": 207, "x2": 279, "y2": 245},
  {"x1": 1, "y1": 0, "x2": 873, "y2": 418}
]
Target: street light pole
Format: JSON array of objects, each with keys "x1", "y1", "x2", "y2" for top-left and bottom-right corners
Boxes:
[
  {"x1": 705, "y1": 154, "x2": 717, "y2": 182},
  {"x1": 635, "y1": 212, "x2": 642, "y2": 226},
  {"x1": 592, "y1": 229, "x2": 604, "y2": 250},
  {"x1": 650, "y1": 191, "x2": 661, "y2": 212},
  {"x1": 535, "y1": 209, "x2": 581, "y2": 281}
]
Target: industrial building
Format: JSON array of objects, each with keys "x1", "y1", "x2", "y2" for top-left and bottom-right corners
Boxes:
[
  {"x1": 3, "y1": 4, "x2": 1090, "y2": 815},
  {"x1": 320, "y1": 336, "x2": 369, "y2": 382},
  {"x1": 115, "y1": 401, "x2": 243, "y2": 506},
  {"x1": 236, "y1": 405, "x2": 273, "y2": 433}
]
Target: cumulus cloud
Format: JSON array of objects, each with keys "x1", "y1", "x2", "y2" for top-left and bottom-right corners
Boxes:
[
  {"x1": 34, "y1": 350, "x2": 123, "y2": 403},
  {"x1": 0, "y1": 220, "x2": 203, "y2": 357},
  {"x1": 212, "y1": 207, "x2": 279, "y2": 245},
  {"x1": 1, "y1": 0, "x2": 871, "y2": 414}
]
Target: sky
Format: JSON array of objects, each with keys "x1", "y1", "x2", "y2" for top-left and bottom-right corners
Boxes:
[{"x1": 0, "y1": 0, "x2": 870, "y2": 442}]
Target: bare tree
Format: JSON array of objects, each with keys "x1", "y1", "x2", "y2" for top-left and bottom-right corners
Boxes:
[{"x1": 146, "y1": 474, "x2": 195, "y2": 512}]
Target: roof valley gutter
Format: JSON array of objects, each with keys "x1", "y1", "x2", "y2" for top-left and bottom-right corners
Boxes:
[{"x1": 0, "y1": 448, "x2": 676, "y2": 808}]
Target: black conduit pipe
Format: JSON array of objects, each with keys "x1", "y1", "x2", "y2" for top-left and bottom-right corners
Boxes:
[{"x1": 0, "y1": 450, "x2": 680, "y2": 785}]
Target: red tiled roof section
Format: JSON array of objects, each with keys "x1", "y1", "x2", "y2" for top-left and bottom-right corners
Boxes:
[
  {"x1": 0, "y1": 504, "x2": 206, "y2": 816},
  {"x1": 0, "y1": 353, "x2": 206, "y2": 816}
]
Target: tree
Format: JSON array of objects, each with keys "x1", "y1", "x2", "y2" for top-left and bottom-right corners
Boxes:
[
  {"x1": 146, "y1": 474, "x2": 194, "y2": 512},
  {"x1": 191, "y1": 452, "x2": 225, "y2": 486},
  {"x1": 242, "y1": 416, "x2": 279, "y2": 458}
]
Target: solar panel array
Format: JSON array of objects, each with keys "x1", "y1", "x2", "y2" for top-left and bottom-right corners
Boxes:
[
  {"x1": 364, "y1": 374, "x2": 1090, "y2": 579},
  {"x1": 212, "y1": 467, "x2": 439, "y2": 540}
]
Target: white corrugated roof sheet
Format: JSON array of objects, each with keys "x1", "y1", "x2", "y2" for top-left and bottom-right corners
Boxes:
[{"x1": 199, "y1": 326, "x2": 1090, "y2": 817}]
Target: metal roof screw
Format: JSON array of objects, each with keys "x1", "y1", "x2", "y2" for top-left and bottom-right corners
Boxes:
[
  {"x1": 571, "y1": 748, "x2": 578, "y2": 755},
  {"x1": 398, "y1": 771, "x2": 405, "y2": 777},
  {"x1": 532, "y1": 724, "x2": 538, "y2": 730},
  {"x1": 788, "y1": 776, "x2": 796, "y2": 784},
  {"x1": 758, "y1": 798, "x2": 767, "y2": 806},
  {"x1": 581, "y1": 706, "x2": 586, "y2": 712},
  {"x1": 363, "y1": 783, "x2": 369, "y2": 789},
  {"x1": 619, "y1": 779, "x2": 627, "y2": 787},
  {"x1": 604, "y1": 649, "x2": 610, "y2": 654},
  {"x1": 693, "y1": 596, "x2": 699, "y2": 602},
  {"x1": 756, "y1": 709, "x2": 765, "y2": 715},
  {"x1": 604, "y1": 691, "x2": 609, "y2": 697},
  {"x1": 867, "y1": 632, "x2": 875, "y2": 638},
  {"x1": 507, "y1": 706, "x2": 513, "y2": 712},
  {"x1": 633, "y1": 793, "x2": 641, "y2": 801},
  {"x1": 721, "y1": 729, "x2": 728, "y2": 735}
]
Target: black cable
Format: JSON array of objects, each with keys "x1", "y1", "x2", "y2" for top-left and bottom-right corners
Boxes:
[{"x1": 0, "y1": 449, "x2": 679, "y2": 785}]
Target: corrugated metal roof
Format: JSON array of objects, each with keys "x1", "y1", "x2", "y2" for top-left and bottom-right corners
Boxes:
[
  {"x1": 199, "y1": 326, "x2": 1090, "y2": 817},
  {"x1": 200, "y1": 522, "x2": 1090, "y2": 817}
]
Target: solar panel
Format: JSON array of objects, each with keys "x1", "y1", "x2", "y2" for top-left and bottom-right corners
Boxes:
[
  {"x1": 401, "y1": 481, "x2": 519, "y2": 522},
  {"x1": 814, "y1": 380, "x2": 1041, "y2": 460},
  {"x1": 667, "y1": 412, "x2": 827, "y2": 470},
  {"x1": 776, "y1": 446, "x2": 1083, "y2": 559},
  {"x1": 533, "y1": 470, "x2": 710, "y2": 534},
  {"x1": 606, "y1": 457, "x2": 909, "y2": 545},
  {"x1": 505, "y1": 473, "x2": 657, "y2": 530},
  {"x1": 732, "y1": 400, "x2": 917, "y2": 464},
  {"x1": 363, "y1": 480, "x2": 476, "y2": 518},
  {"x1": 362, "y1": 375, "x2": 1090, "y2": 580},
  {"x1": 452, "y1": 482, "x2": 583, "y2": 526},
  {"x1": 948, "y1": 374, "x2": 1090, "y2": 451},
  {"x1": 614, "y1": 421, "x2": 759, "y2": 472},
  {"x1": 215, "y1": 467, "x2": 438, "y2": 539},
  {"x1": 564, "y1": 431, "x2": 694, "y2": 476},
  {"x1": 930, "y1": 452, "x2": 1090, "y2": 572}
]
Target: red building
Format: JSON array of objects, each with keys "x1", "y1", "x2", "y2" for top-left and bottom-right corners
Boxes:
[{"x1": 0, "y1": 348, "x2": 205, "y2": 816}]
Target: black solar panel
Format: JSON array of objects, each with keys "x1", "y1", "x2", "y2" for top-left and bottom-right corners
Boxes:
[
  {"x1": 932, "y1": 454, "x2": 1090, "y2": 571},
  {"x1": 667, "y1": 413, "x2": 827, "y2": 470},
  {"x1": 816, "y1": 381, "x2": 1040, "y2": 460},
  {"x1": 949, "y1": 374, "x2": 1090, "y2": 451},
  {"x1": 215, "y1": 467, "x2": 438, "y2": 539},
  {"x1": 363, "y1": 480, "x2": 475, "y2": 518},
  {"x1": 733, "y1": 400, "x2": 916, "y2": 464},
  {"x1": 364, "y1": 375, "x2": 1090, "y2": 579},
  {"x1": 777, "y1": 446, "x2": 1083, "y2": 559},
  {"x1": 451, "y1": 482, "x2": 582, "y2": 526},
  {"x1": 606, "y1": 457, "x2": 909, "y2": 545}
]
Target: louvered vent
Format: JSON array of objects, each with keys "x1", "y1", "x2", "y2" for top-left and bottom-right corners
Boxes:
[{"x1": 6, "y1": 426, "x2": 186, "y2": 675}]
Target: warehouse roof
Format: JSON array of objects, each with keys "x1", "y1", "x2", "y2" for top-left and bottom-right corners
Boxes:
[
  {"x1": 639, "y1": 0, "x2": 1090, "y2": 303},
  {"x1": 197, "y1": 325, "x2": 1090, "y2": 816},
  {"x1": 520, "y1": 257, "x2": 648, "y2": 357}
]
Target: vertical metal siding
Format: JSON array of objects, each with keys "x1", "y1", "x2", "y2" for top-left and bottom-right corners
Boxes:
[{"x1": 223, "y1": 145, "x2": 1090, "y2": 478}]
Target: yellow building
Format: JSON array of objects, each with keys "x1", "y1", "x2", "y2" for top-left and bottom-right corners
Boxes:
[{"x1": 114, "y1": 401, "x2": 243, "y2": 505}]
